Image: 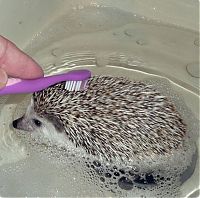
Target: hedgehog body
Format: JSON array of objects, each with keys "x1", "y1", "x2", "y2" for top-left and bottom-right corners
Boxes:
[{"x1": 31, "y1": 76, "x2": 186, "y2": 162}]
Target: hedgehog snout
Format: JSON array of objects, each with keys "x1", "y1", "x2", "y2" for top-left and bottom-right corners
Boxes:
[
  {"x1": 12, "y1": 116, "x2": 35, "y2": 132},
  {"x1": 13, "y1": 117, "x2": 23, "y2": 129}
]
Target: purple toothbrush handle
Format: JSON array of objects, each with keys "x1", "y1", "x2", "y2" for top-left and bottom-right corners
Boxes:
[{"x1": 0, "y1": 69, "x2": 91, "y2": 95}]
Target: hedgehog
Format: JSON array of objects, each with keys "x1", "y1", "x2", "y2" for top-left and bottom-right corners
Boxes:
[
  {"x1": 13, "y1": 75, "x2": 186, "y2": 161},
  {"x1": 12, "y1": 75, "x2": 190, "y2": 191}
]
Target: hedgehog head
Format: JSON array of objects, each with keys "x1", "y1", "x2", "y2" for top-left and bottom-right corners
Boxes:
[{"x1": 12, "y1": 95, "x2": 66, "y2": 143}]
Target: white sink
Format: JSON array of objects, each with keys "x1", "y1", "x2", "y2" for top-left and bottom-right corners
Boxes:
[{"x1": 0, "y1": 0, "x2": 199, "y2": 197}]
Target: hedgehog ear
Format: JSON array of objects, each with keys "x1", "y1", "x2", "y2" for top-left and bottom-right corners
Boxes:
[
  {"x1": 27, "y1": 98, "x2": 35, "y2": 113},
  {"x1": 44, "y1": 114, "x2": 64, "y2": 132},
  {"x1": 31, "y1": 98, "x2": 34, "y2": 106}
]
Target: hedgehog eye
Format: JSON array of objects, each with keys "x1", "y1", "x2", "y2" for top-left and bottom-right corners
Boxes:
[{"x1": 33, "y1": 119, "x2": 42, "y2": 127}]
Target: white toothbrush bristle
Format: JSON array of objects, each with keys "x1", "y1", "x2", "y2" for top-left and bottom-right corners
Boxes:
[
  {"x1": 64, "y1": 81, "x2": 68, "y2": 89},
  {"x1": 83, "y1": 80, "x2": 88, "y2": 89},
  {"x1": 72, "y1": 81, "x2": 76, "y2": 91},
  {"x1": 64, "y1": 80, "x2": 87, "y2": 91},
  {"x1": 65, "y1": 81, "x2": 70, "y2": 90},
  {"x1": 67, "y1": 82, "x2": 70, "y2": 90},
  {"x1": 77, "y1": 81, "x2": 81, "y2": 91},
  {"x1": 69, "y1": 81, "x2": 72, "y2": 91}
]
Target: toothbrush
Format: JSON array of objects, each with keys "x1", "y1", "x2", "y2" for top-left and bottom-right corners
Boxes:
[{"x1": 0, "y1": 69, "x2": 91, "y2": 96}]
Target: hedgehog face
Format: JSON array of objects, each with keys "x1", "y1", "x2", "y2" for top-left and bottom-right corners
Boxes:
[
  {"x1": 13, "y1": 99, "x2": 66, "y2": 145},
  {"x1": 13, "y1": 99, "x2": 46, "y2": 131},
  {"x1": 13, "y1": 99, "x2": 65, "y2": 143}
]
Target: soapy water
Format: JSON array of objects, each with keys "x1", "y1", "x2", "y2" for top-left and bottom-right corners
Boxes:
[
  {"x1": 0, "y1": 67, "x2": 199, "y2": 197},
  {"x1": 0, "y1": 5, "x2": 199, "y2": 197}
]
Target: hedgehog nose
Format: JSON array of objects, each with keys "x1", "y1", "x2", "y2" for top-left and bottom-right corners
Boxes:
[
  {"x1": 13, "y1": 117, "x2": 23, "y2": 129},
  {"x1": 12, "y1": 119, "x2": 19, "y2": 129}
]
